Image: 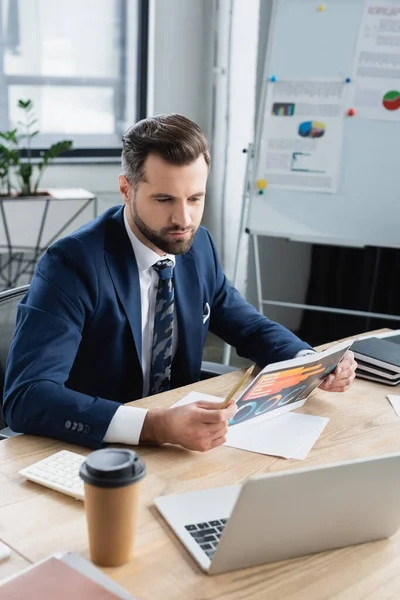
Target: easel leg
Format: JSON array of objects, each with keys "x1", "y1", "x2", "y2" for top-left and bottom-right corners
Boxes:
[
  {"x1": 222, "y1": 144, "x2": 254, "y2": 365},
  {"x1": 365, "y1": 247, "x2": 381, "y2": 332},
  {"x1": 253, "y1": 234, "x2": 263, "y2": 315}
]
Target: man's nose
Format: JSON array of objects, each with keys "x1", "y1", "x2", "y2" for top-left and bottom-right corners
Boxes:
[{"x1": 171, "y1": 203, "x2": 192, "y2": 228}]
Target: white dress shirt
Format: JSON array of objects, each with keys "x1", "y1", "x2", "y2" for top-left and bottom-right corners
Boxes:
[{"x1": 104, "y1": 208, "x2": 176, "y2": 445}]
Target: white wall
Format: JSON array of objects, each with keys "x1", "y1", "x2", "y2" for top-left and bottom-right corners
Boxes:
[
  {"x1": 150, "y1": 0, "x2": 213, "y2": 133},
  {"x1": 206, "y1": 0, "x2": 259, "y2": 285},
  {"x1": 245, "y1": 0, "x2": 312, "y2": 331},
  {"x1": 33, "y1": 0, "x2": 214, "y2": 221}
]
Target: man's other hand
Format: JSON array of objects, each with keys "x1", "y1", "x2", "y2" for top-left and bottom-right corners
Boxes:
[{"x1": 318, "y1": 350, "x2": 357, "y2": 393}]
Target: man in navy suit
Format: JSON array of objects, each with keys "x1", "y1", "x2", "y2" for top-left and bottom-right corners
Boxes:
[{"x1": 3, "y1": 115, "x2": 356, "y2": 450}]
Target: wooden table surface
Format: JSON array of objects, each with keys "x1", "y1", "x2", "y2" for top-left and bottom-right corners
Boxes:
[
  {"x1": 1, "y1": 333, "x2": 400, "y2": 599},
  {"x1": 0, "y1": 548, "x2": 30, "y2": 582}
]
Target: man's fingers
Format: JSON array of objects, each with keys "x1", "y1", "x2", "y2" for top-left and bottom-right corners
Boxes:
[
  {"x1": 206, "y1": 422, "x2": 229, "y2": 436},
  {"x1": 195, "y1": 432, "x2": 228, "y2": 452},
  {"x1": 338, "y1": 365, "x2": 357, "y2": 380},
  {"x1": 195, "y1": 400, "x2": 223, "y2": 410},
  {"x1": 338, "y1": 360, "x2": 357, "y2": 374},
  {"x1": 337, "y1": 351, "x2": 356, "y2": 372},
  {"x1": 224, "y1": 402, "x2": 238, "y2": 419},
  {"x1": 321, "y1": 371, "x2": 356, "y2": 392},
  {"x1": 324, "y1": 353, "x2": 357, "y2": 387},
  {"x1": 209, "y1": 435, "x2": 227, "y2": 449},
  {"x1": 195, "y1": 402, "x2": 237, "y2": 424}
]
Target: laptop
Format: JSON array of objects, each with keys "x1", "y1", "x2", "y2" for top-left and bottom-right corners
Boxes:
[{"x1": 154, "y1": 452, "x2": 400, "y2": 574}]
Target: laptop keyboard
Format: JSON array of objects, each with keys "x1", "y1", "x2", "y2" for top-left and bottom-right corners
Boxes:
[{"x1": 184, "y1": 518, "x2": 228, "y2": 559}]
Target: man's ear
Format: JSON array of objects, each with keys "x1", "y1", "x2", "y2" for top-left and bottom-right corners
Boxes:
[{"x1": 118, "y1": 174, "x2": 131, "y2": 204}]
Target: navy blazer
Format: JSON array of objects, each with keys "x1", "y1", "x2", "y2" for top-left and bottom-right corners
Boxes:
[{"x1": 3, "y1": 206, "x2": 311, "y2": 448}]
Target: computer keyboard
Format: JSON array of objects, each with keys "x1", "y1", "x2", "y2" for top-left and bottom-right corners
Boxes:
[
  {"x1": 185, "y1": 518, "x2": 228, "y2": 559},
  {"x1": 19, "y1": 450, "x2": 86, "y2": 500}
]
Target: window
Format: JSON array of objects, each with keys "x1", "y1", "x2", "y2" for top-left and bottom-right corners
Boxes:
[{"x1": 0, "y1": 0, "x2": 148, "y2": 157}]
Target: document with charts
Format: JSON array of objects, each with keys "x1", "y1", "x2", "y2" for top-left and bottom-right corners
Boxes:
[
  {"x1": 258, "y1": 78, "x2": 347, "y2": 193},
  {"x1": 228, "y1": 340, "x2": 353, "y2": 430},
  {"x1": 352, "y1": 1, "x2": 400, "y2": 121}
]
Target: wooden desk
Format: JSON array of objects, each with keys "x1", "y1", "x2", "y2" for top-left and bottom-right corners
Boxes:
[
  {"x1": 0, "y1": 548, "x2": 29, "y2": 582},
  {"x1": 2, "y1": 352, "x2": 400, "y2": 599}
]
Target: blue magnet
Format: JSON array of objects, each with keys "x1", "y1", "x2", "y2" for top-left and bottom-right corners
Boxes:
[{"x1": 269, "y1": 75, "x2": 277, "y2": 82}]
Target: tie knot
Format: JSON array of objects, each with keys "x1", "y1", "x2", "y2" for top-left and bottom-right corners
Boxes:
[{"x1": 152, "y1": 259, "x2": 174, "y2": 280}]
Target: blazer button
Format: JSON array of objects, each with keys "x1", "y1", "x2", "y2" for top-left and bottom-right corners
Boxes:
[
  {"x1": 77, "y1": 423, "x2": 84, "y2": 433},
  {"x1": 71, "y1": 421, "x2": 78, "y2": 431},
  {"x1": 83, "y1": 425, "x2": 91, "y2": 434},
  {"x1": 64, "y1": 420, "x2": 72, "y2": 430}
]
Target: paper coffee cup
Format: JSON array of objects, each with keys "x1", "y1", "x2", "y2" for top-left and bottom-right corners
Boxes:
[{"x1": 79, "y1": 448, "x2": 146, "y2": 567}]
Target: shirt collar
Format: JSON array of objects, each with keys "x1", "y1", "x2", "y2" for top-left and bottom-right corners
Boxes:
[{"x1": 123, "y1": 206, "x2": 176, "y2": 272}]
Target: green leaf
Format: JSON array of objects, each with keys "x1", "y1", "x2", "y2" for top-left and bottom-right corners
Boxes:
[
  {"x1": 17, "y1": 119, "x2": 37, "y2": 127},
  {"x1": 40, "y1": 140, "x2": 73, "y2": 164},
  {"x1": 0, "y1": 130, "x2": 19, "y2": 145},
  {"x1": 18, "y1": 99, "x2": 33, "y2": 110},
  {"x1": 1, "y1": 98, "x2": 75, "y2": 195}
]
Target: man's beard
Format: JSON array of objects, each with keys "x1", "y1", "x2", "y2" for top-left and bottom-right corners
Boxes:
[{"x1": 133, "y1": 208, "x2": 198, "y2": 255}]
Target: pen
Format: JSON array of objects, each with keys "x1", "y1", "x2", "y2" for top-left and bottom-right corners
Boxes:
[{"x1": 219, "y1": 365, "x2": 255, "y2": 409}]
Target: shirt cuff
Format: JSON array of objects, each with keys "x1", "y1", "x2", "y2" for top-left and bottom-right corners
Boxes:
[
  {"x1": 295, "y1": 349, "x2": 317, "y2": 358},
  {"x1": 103, "y1": 405, "x2": 148, "y2": 446}
]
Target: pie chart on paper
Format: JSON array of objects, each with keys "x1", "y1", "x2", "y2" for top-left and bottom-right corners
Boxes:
[
  {"x1": 298, "y1": 121, "x2": 326, "y2": 138},
  {"x1": 382, "y1": 90, "x2": 400, "y2": 111}
]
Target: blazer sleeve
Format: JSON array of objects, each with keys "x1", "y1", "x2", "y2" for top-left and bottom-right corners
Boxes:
[
  {"x1": 205, "y1": 231, "x2": 313, "y2": 365},
  {"x1": 3, "y1": 237, "x2": 120, "y2": 449}
]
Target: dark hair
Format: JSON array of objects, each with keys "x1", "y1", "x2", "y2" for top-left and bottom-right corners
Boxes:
[{"x1": 121, "y1": 114, "x2": 210, "y2": 187}]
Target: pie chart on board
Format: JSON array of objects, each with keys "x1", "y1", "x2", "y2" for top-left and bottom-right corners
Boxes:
[
  {"x1": 382, "y1": 90, "x2": 400, "y2": 111},
  {"x1": 298, "y1": 121, "x2": 326, "y2": 138}
]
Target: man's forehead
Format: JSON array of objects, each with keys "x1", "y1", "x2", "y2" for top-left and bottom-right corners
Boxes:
[{"x1": 143, "y1": 154, "x2": 208, "y2": 183}]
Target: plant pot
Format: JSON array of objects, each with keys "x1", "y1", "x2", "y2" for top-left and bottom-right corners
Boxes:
[{"x1": 0, "y1": 188, "x2": 97, "y2": 289}]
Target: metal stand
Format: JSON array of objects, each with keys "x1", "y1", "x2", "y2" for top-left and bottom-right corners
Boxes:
[
  {"x1": 0, "y1": 194, "x2": 97, "y2": 290},
  {"x1": 223, "y1": 177, "x2": 400, "y2": 365},
  {"x1": 250, "y1": 235, "x2": 400, "y2": 323},
  {"x1": 222, "y1": 143, "x2": 254, "y2": 365}
]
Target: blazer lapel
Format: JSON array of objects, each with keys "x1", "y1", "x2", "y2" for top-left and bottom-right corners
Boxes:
[
  {"x1": 174, "y1": 250, "x2": 203, "y2": 379},
  {"x1": 104, "y1": 208, "x2": 143, "y2": 370}
]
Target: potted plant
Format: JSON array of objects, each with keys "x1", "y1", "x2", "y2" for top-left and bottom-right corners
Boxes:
[
  {"x1": 0, "y1": 99, "x2": 73, "y2": 197},
  {"x1": 0, "y1": 99, "x2": 96, "y2": 291}
]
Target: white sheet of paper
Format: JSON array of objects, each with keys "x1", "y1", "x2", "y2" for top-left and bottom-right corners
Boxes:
[
  {"x1": 0, "y1": 541, "x2": 11, "y2": 561},
  {"x1": 171, "y1": 391, "x2": 221, "y2": 408},
  {"x1": 387, "y1": 395, "x2": 400, "y2": 417},
  {"x1": 171, "y1": 392, "x2": 329, "y2": 459},
  {"x1": 225, "y1": 412, "x2": 329, "y2": 460}
]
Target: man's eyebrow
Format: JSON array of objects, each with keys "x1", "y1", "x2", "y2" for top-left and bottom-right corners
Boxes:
[
  {"x1": 149, "y1": 192, "x2": 205, "y2": 199},
  {"x1": 150, "y1": 193, "x2": 175, "y2": 199}
]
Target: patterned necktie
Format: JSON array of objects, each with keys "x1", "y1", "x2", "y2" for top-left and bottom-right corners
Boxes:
[{"x1": 149, "y1": 259, "x2": 175, "y2": 395}]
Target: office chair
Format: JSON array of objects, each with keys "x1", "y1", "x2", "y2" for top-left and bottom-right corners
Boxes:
[
  {"x1": 0, "y1": 284, "x2": 30, "y2": 439},
  {"x1": 0, "y1": 284, "x2": 236, "y2": 440},
  {"x1": 199, "y1": 360, "x2": 237, "y2": 380}
]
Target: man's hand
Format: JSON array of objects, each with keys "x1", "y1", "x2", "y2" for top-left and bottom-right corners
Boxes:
[
  {"x1": 318, "y1": 350, "x2": 357, "y2": 393},
  {"x1": 140, "y1": 401, "x2": 237, "y2": 452}
]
